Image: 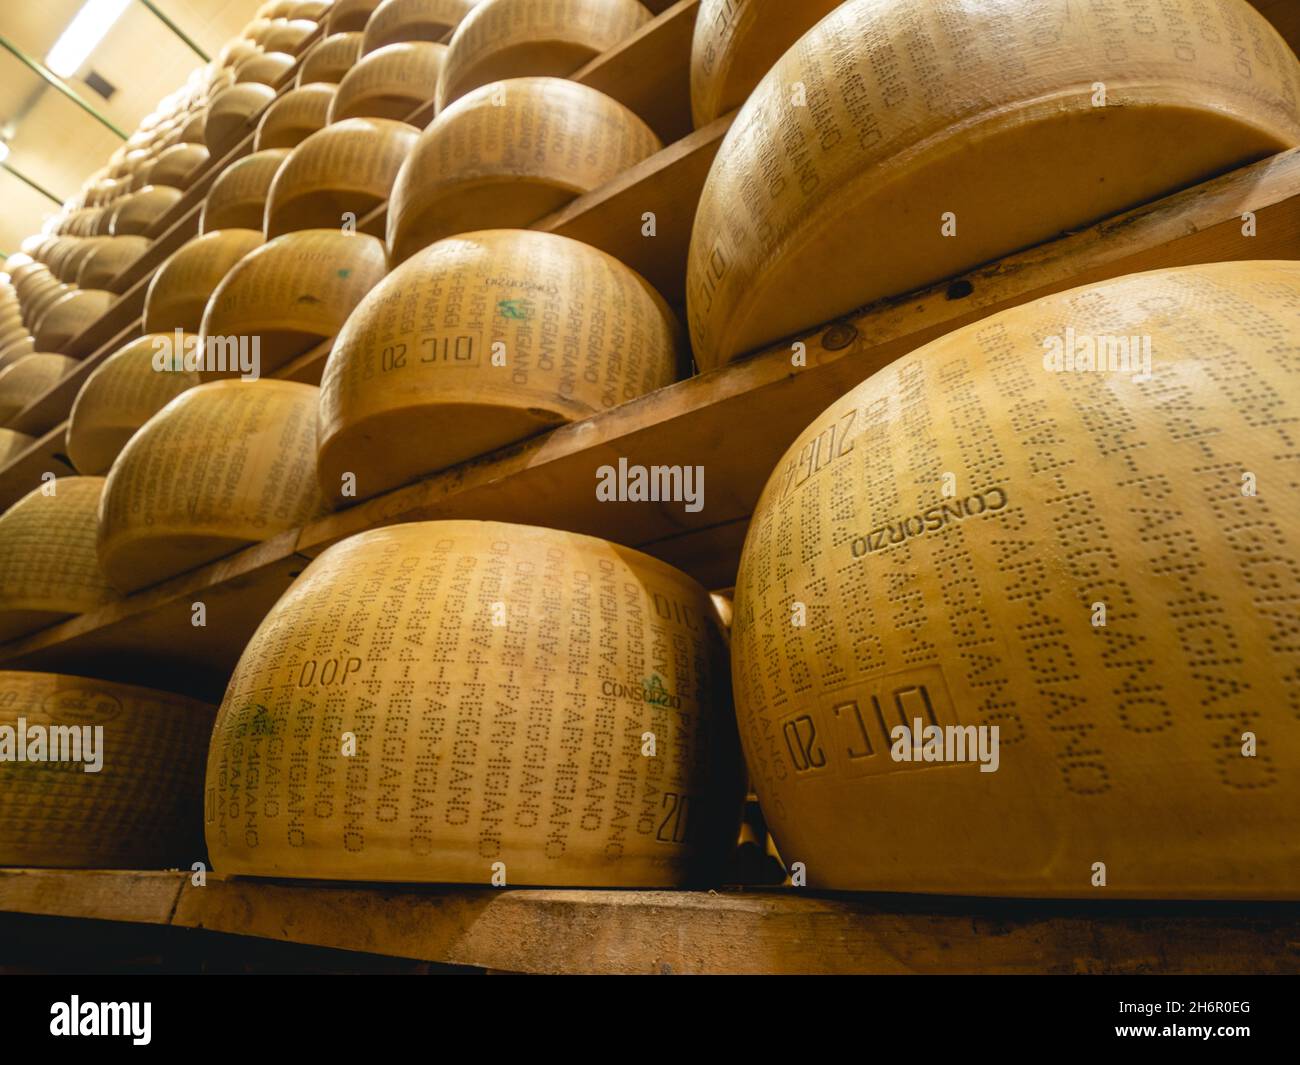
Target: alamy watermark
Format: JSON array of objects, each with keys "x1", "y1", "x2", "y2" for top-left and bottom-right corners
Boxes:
[
  {"x1": 891, "y1": 718, "x2": 1000, "y2": 773},
  {"x1": 1042, "y1": 327, "x2": 1152, "y2": 380},
  {"x1": 152, "y1": 329, "x2": 260, "y2": 381},
  {"x1": 0, "y1": 718, "x2": 103, "y2": 772},
  {"x1": 596, "y1": 457, "x2": 704, "y2": 513}
]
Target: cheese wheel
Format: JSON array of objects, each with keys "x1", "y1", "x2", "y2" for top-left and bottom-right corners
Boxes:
[
  {"x1": 330, "y1": 41, "x2": 446, "y2": 121},
  {"x1": 263, "y1": 17, "x2": 320, "y2": 54},
  {"x1": 437, "y1": 0, "x2": 650, "y2": 109},
  {"x1": 220, "y1": 38, "x2": 263, "y2": 69},
  {"x1": 77, "y1": 235, "x2": 150, "y2": 288},
  {"x1": 0, "y1": 355, "x2": 78, "y2": 423},
  {"x1": 690, "y1": 0, "x2": 843, "y2": 128},
  {"x1": 387, "y1": 77, "x2": 661, "y2": 264},
  {"x1": 0, "y1": 478, "x2": 115, "y2": 640},
  {"x1": 318, "y1": 228, "x2": 681, "y2": 503},
  {"x1": 66, "y1": 334, "x2": 203, "y2": 476},
  {"x1": 0, "y1": 339, "x2": 33, "y2": 369},
  {"x1": 264, "y1": 118, "x2": 419, "y2": 236},
  {"x1": 53, "y1": 238, "x2": 107, "y2": 283},
  {"x1": 200, "y1": 148, "x2": 291, "y2": 233},
  {"x1": 687, "y1": 0, "x2": 1300, "y2": 368},
  {"x1": 205, "y1": 519, "x2": 745, "y2": 884},
  {"x1": 328, "y1": 0, "x2": 383, "y2": 33},
  {"x1": 110, "y1": 185, "x2": 184, "y2": 236},
  {"x1": 207, "y1": 83, "x2": 278, "y2": 158},
  {"x1": 297, "y1": 31, "x2": 364, "y2": 84},
  {"x1": 199, "y1": 230, "x2": 387, "y2": 377},
  {"x1": 733, "y1": 259, "x2": 1300, "y2": 898},
  {"x1": 178, "y1": 108, "x2": 208, "y2": 145},
  {"x1": 236, "y1": 50, "x2": 298, "y2": 86},
  {"x1": 144, "y1": 229, "x2": 265, "y2": 334},
  {"x1": 148, "y1": 142, "x2": 210, "y2": 187},
  {"x1": 24, "y1": 285, "x2": 75, "y2": 329},
  {"x1": 33, "y1": 289, "x2": 115, "y2": 352},
  {"x1": 0, "y1": 671, "x2": 215, "y2": 868},
  {"x1": 290, "y1": 0, "x2": 332, "y2": 18},
  {"x1": 361, "y1": 0, "x2": 478, "y2": 54},
  {"x1": 0, "y1": 428, "x2": 35, "y2": 465},
  {"x1": 98, "y1": 380, "x2": 325, "y2": 592},
  {"x1": 254, "y1": 82, "x2": 338, "y2": 150}
]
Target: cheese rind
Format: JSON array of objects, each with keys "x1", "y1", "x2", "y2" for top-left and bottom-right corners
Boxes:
[
  {"x1": 0, "y1": 671, "x2": 215, "y2": 868},
  {"x1": 206, "y1": 84, "x2": 278, "y2": 157},
  {"x1": 329, "y1": 41, "x2": 447, "y2": 121},
  {"x1": 254, "y1": 82, "x2": 338, "y2": 150},
  {"x1": 297, "y1": 31, "x2": 364, "y2": 84},
  {"x1": 97, "y1": 379, "x2": 325, "y2": 592},
  {"x1": 732, "y1": 260, "x2": 1300, "y2": 898},
  {"x1": 318, "y1": 228, "x2": 682, "y2": 503},
  {"x1": 144, "y1": 229, "x2": 265, "y2": 333},
  {"x1": 32, "y1": 290, "x2": 115, "y2": 352},
  {"x1": 109, "y1": 185, "x2": 184, "y2": 236},
  {"x1": 387, "y1": 76, "x2": 661, "y2": 264},
  {"x1": 687, "y1": 0, "x2": 1300, "y2": 367},
  {"x1": 205, "y1": 519, "x2": 745, "y2": 884},
  {"x1": 361, "y1": 0, "x2": 479, "y2": 54},
  {"x1": 200, "y1": 149, "x2": 291, "y2": 233}
]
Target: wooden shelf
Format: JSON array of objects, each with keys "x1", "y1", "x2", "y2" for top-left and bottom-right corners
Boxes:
[{"x1": 1, "y1": 869, "x2": 1295, "y2": 974}]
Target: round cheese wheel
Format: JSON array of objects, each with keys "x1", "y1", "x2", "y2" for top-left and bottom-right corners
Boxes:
[
  {"x1": 148, "y1": 142, "x2": 210, "y2": 187},
  {"x1": 687, "y1": 0, "x2": 1300, "y2": 368},
  {"x1": 178, "y1": 108, "x2": 208, "y2": 145},
  {"x1": 33, "y1": 289, "x2": 115, "y2": 352},
  {"x1": 0, "y1": 671, "x2": 215, "y2": 868},
  {"x1": 205, "y1": 519, "x2": 745, "y2": 884},
  {"x1": 264, "y1": 117, "x2": 419, "y2": 236},
  {"x1": 254, "y1": 82, "x2": 338, "y2": 149},
  {"x1": 0, "y1": 428, "x2": 35, "y2": 465},
  {"x1": 297, "y1": 31, "x2": 364, "y2": 84},
  {"x1": 328, "y1": 0, "x2": 383, "y2": 33},
  {"x1": 77, "y1": 235, "x2": 150, "y2": 289},
  {"x1": 263, "y1": 17, "x2": 319, "y2": 54},
  {"x1": 0, "y1": 478, "x2": 115, "y2": 640},
  {"x1": 437, "y1": 0, "x2": 650, "y2": 109},
  {"x1": 98, "y1": 379, "x2": 325, "y2": 592},
  {"x1": 387, "y1": 76, "x2": 661, "y2": 264},
  {"x1": 220, "y1": 38, "x2": 264, "y2": 69},
  {"x1": 236, "y1": 50, "x2": 298, "y2": 86},
  {"x1": 0, "y1": 339, "x2": 33, "y2": 369},
  {"x1": 200, "y1": 148, "x2": 291, "y2": 233},
  {"x1": 24, "y1": 285, "x2": 75, "y2": 330},
  {"x1": 0, "y1": 354, "x2": 78, "y2": 422},
  {"x1": 690, "y1": 0, "x2": 843, "y2": 128},
  {"x1": 199, "y1": 229, "x2": 388, "y2": 378},
  {"x1": 318, "y1": 228, "x2": 681, "y2": 503},
  {"x1": 361, "y1": 0, "x2": 478, "y2": 54},
  {"x1": 110, "y1": 185, "x2": 184, "y2": 236},
  {"x1": 144, "y1": 229, "x2": 265, "y2": 334},
  {"x1": 733, "y1": 259, "x2": 1300, "y2": 898},
  {"x1": 290, "y1": 0, "x2": 332, "y2": 18},
  {"x1": 207, "y1": 83, "x2": 278, "y2": 158},
  {"x1": 330, "y1": 40, "x2": 446, "y2": 121},
  {"x1": 66, "y1": 334, "x2": 203, "y2": 476}
]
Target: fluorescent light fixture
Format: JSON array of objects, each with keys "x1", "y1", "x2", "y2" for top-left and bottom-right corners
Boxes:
[
  {"x1": 0, "y1": 142, "x2": 9, "y2": 164},
  {"x1": 45, "y1": 0, "x2": 132, "y2": 78}
]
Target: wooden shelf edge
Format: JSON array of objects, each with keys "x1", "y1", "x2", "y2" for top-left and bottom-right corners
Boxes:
[{"x1": 1, "y1": 868, "x2": 1296, "y2": 974}]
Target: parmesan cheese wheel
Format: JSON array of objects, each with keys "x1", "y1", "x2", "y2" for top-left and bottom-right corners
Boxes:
[
  {"x1": 0, "y1": 428, "x2": 35, "y2": 465},
  {"x1": 330, "y1": 41, "x2": 445, "y2": 121},
  {"x1": 263, "y1": 17, "x2": 319, "y2": 54},
  {"x1": 0, "y1": 355, "x2": 78, "y2": 423},
  {"x1": 0, "y1": 671, "x2": 215, "y2": 869},
  {"x1": 0, "y1": 478, "x2": 115, "y2": 640},
  {"x1": 437, "y1": 0, "x2": 651, "y2": 109},
  {"x1": 254, "y1": 82, "x2": 338, "y2": 149},
  {"x1": 33, "y1": 289, "x2": 115, "y2": 352},
  {"x1": 204, "y1": 519, "x2": 745, "y2": 884},
  {"x1": 733, "y1": 259, "x2": 1300, "y2": 898},
  {"x1": 178, "y1": 108, "x2": 208, "y2": 145},
  {"x1": 687, "y1": 0, "x2": 1300, "y2": 368},
  {"x1": 77, "y1": 235, "x2": 150, "y2": 288},
  {"x1": 361, "y1": 0, "x2": 478, "y2": 54},
  {"x1": 207, "y1": 83, "x2": 278, "y2": 158},
  {"x1": 200, "y1": 148, "x2": 291, "y2": 233},
  {"x1": 199, "y1": 230, "x2": 387, "y2": 377},
  {"x1": 297, "y1": 31, "x2": 364, "y2": 84},
  {"x1": 110, "y1": 185, "x2": 184, "y2": 236},
  {"x1": 0, "y1": 338, "x2": 33, "y2": 369},
  {"x1": 66, "y1": 334, "x2": 203, "y2": 476},
  {"x1": 97, "y1": 380, "x2": 325, "y2": 592},
  {"x1": 328, "y1": 0, "x2": 383, "y2": 33},
  {"x1": 220, "y1": 38, "x2": 263, "y2": 69},
  {"x1": 235, "y1": 50, "x2": 298, "y2": 86},
  {"x1": 387, "y1": 76, "x2": 661, "y2": 263},
  {"x1": 144, "y1": 229, "x2": 265, "y2": 334},
  {"x1": 148, "y1": 142, "x2": 210, "y2": 187},
  {"x1": 264, "y1": 117, "x2": 419, "y2": 236},
  {"x1": 25, "y1": 285, "x2": 75, "y2": 330},
  {"x1": 690, "y1": 0, "x2": 843, "y2": 128},
  {"x1": 318, "y1": 228, "x2": 681, "y2": 503},
  {"x1": 290, "y1": 0, "x2": 332, "y2": 18}
]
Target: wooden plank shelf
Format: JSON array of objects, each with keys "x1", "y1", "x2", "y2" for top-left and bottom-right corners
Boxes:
[{"x1": 0, "y1": 869, "x2": 1294, "y2": 974}]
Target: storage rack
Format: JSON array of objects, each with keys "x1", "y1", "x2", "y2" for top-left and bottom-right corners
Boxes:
[{"x1": 1, "y1": 0, "x2": 1298, "y2": 974}]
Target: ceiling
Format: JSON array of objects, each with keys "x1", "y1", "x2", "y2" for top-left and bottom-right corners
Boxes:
[{"x1": 0, "y1": 0, "x2": 263, "y2": 257}]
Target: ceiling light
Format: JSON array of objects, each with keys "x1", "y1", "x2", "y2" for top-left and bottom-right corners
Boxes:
[{"x1": 45, "y1": 0, "x2": 132, "y2": 78}]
